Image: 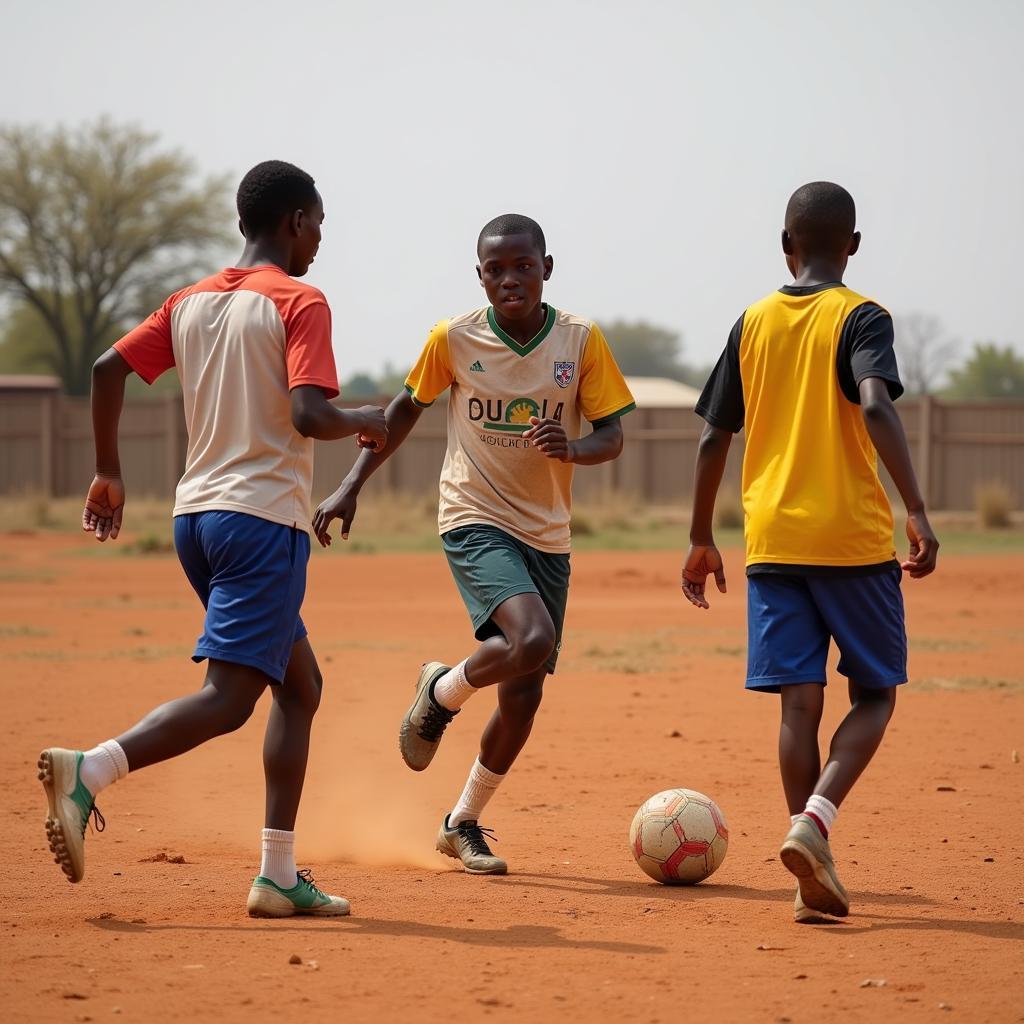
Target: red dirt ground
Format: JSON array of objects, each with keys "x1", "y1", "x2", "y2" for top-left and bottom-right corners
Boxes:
[{"x1": 2, "y1": 533, "x2": 1022, "y2": 1023}]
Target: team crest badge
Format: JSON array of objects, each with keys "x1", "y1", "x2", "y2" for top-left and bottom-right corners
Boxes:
[{"x1": 554, "y1": 361, "x2": 575, "y2": 388}]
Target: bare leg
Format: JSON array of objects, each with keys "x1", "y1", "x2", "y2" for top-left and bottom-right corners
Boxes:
[
  {"x1": 779, "y1": 683, "x2": 825, "y2": 816},
  {"x1": 431, "y1": 599, "x2": 556, "y2": 873},
  {"x1": 463, "y1": 593, "x2": 555, "y2": 688},
  {"x1": 478, "y1": 670, "x2": 546, "y2": 775},
  {"x1": 116, "y1": 659, "x2": 267, "y2": 771},
  {"x1": 262, "y1": 638, "x2": 322, "y2": 831},
  {"x1": 814, "y1": 681, "x2": 896, "y2": 808},
  {"x1": 402, "y1": 593, "x2": 555, "y2": 776}
]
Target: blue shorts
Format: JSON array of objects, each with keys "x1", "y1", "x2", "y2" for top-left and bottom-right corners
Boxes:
[
  {"x1": 173, "y1": 511, "x2": 309, "y2": 684},
  {"x1": 745, "y1": 568, "x2": 907, "y2": 693}
]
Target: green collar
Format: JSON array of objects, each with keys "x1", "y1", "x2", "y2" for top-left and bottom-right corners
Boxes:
[{"x1": 486, "y1": 304, "x2": 557, "y2": 357}]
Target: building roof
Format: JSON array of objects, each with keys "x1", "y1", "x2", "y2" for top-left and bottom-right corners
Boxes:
[
  {"x1": 625, "y1": 376, "x2": 702, "y2": 408},
  {"x1": 0, "y1": 374, "x2": 62, "y2": 392}
]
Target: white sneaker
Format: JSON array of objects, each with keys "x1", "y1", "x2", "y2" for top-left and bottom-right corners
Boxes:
[{"x1": 436, "y1": 815, "x2": 507, "y2": 875}]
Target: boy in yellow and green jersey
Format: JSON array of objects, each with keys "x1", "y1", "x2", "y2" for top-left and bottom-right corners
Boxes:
[
  {"x1": 314, "y1": 214, "x2": 634, "y2": 874},
  {"x1": 682, "y1": 182, "x2": 939, "y2": 923}
]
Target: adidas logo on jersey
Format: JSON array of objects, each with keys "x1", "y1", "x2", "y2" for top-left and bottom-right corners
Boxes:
[{"x1": 470, "y1": 360, "x2": 485, "y2": 372}]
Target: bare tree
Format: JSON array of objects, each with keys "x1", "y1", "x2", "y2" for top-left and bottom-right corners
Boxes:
[
  {"x1": 894, "y1": 312, "x2": 959, "y2": 396},
  {"x1": 0, "y1": 120, "x2": 233, "y2": 394}
]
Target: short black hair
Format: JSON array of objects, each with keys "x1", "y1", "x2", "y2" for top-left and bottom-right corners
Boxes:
[
  {"x1": 236, "y1": 160, "x2": 318, "y2": 236},
  {"x1": 477, "y1": 213, "x2": 546, "y2": 257},
  {"x1": 785, "y1": 182, "x2": 856, "y2": 255}
]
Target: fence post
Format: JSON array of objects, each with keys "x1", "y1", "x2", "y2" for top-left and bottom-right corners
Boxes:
[
  {"x1": 164, "y1": 394, "x2": 182, "y2": 498},
  {"x1": 382, "y1": 431, "x2": 397, "y2": 491},
  {"x1": 601, "y1": 454, "x2": 615, "y2": 496},
  {"x1": 40, "y1": 393, "x2": 56, "y2": 497},
  {"x1": 918, "y1": 394, "x2": 933, "y2": 508}
]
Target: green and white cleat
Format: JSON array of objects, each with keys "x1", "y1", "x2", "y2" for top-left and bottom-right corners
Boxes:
[
  {"x1": 780, "y1": 814, "x2": 849, "y2": 918},
  {"x1": 38, "y1": 748, "x2": 104, "y2": 884},
  {"x1": 436, "y1": 815, "x2": 507, "y2": 875},
  {"x1": 399, "y1": 662, "x2": 457, "y2": 772},
  {"x1": 247, "y1": 869, "x2": 351, "y2": 918}
]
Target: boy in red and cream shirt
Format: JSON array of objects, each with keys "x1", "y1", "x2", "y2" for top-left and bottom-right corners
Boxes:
[{"x1": 38, "y1": 160, "x2": 386, "y2": 918}]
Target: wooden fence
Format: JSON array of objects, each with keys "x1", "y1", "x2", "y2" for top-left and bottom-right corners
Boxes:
[{"x1": 1, "y1": 387, "x2": 1022, "y2": 511}]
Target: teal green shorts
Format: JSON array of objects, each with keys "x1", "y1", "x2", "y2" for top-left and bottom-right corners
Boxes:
[{"x1": 441, "y1": 524, "x2": 571, "y2": 674}]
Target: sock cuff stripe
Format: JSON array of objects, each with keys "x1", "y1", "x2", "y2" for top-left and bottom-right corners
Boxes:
[
  {"x1": 98, "y1": 740, "x2": 130, "y2": 780},
  {"x1": 472, "y1": 758, "x2": 506, "y2": 787},
  {"x1": 804, "y1": 795, "x2": 838, "y2": 835},
  {"x1": 261, "y1": 828, "x2": 296, "y2": 843},
  {"x1": 805, "y1": 796, "x2": 838, "y2": 823},
  {"x1": 806, "y1": 795, "x2": 837, "y2": 812}
]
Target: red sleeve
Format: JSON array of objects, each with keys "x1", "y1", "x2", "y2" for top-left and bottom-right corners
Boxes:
[
  {"x1": 285, "y1": 301, "x2": 339, "y2": 398},
  {"x1": 112, "y1": 296, "x2": 176, "y2": 384}
]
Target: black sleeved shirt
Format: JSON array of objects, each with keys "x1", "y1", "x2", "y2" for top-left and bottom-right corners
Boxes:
[{"x1": 696, "y1": 284, "x2": 904, "y2": 434}]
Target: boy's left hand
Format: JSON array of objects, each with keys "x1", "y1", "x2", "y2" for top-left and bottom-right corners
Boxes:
[
  {"x1": 83, "y1": 474, "x2": 125, "y2": 542},
  {"x1": 681, "y1": 544, "x2": 727, "y2": 609},
  {"x1": 523, "y1": 417, "x2": 573, "y2": 462},
  {"x1": 903, "y1": 509, "x2": 939, "y2": 578}
]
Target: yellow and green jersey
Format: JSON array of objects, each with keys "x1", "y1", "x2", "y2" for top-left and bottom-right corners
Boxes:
[
  {"x1": 405, "y1": 305, "x2": 635, "y2": 553},
  {"x1": 697, "y1": 282, "x2": 904, "y2": 573}
]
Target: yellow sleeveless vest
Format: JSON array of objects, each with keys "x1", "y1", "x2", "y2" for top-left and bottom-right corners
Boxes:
[{"x1": 740, "y1": 287, "x2": 896, "y2": 567}]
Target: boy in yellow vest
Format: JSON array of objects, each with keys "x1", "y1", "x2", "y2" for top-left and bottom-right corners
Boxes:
[
  {"x1": 314, "y1": 214, "x2": 634, "y2": 874},
  {"x1": 682, "y1": 182, "x2": 938, "y2": 922}
]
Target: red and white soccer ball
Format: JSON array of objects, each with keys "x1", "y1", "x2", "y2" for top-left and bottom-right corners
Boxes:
[{"x1": 629, "y1": 788, "x2": 729, "y2": 885}]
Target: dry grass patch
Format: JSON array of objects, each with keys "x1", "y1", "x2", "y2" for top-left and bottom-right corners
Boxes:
[{"x1": 974, "y1": 481, "x2": 1014, "y2": 529}]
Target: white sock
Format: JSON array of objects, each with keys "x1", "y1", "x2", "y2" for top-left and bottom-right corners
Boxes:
[
  {"x1": 260, "y1": 828, "x2": 298, "y2": 889},
  {"x1": 433, "y1": 660, "x2": 476, "y2": 712},
  {"x1": 450, "y1": 757, "x2": 506, "y2": 827},
  {"x1": 804, "y1": 794, "x2": 839, "y2": 833},
  {"x1": 79, "y1": 740, "x2": 130, "y2": 796},
  {"x1": 790, "y1": 814, "x2": 801, "y2": 825}
]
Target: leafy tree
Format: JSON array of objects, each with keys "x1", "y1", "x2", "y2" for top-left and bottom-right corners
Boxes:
[
  {"x1": 894, "y1": 312, "x2": 959, "y2": 395},
  {"x1": 0, "y1": 299, "x2": 60, "y2": 374},
  {"x1": 341, "y1": 372, "x2": 382, "y2": 398},
  {"x1": 0, "y1": 299, "x2": 182, "y2": 399},
  {"x1": 945, "y1": 343, "x2": 1024, "y2": 399},
  {"x1": 602, "y1": 319, "x2": 699, "y2": 383},
  {"x1": 377, "y1": 360, "x2": 410, "y2": 396},
  {"x1": 0, "y1": 120, "x2": 233, "y2": 394}
]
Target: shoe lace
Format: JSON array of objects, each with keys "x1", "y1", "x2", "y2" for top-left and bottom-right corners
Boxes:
[
  {"x1": 457, "y1": 821, "x2": 498, "y2": 857},
  {"x1": 297, "y1": 868, "x2": 326, "y2": 898},
  {"x1": 81, "y1": 804, "x2": 105, "y2": 839},
  {"x1": 418, "y1": 700, "x2": 455, "y2": 742}
]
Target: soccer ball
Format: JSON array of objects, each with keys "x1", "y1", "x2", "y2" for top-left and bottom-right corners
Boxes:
[{"x1": 629, "y1": 788, "x2": 729, "y2": 885}]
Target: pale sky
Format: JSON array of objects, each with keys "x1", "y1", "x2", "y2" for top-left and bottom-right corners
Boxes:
[{"x1": 4, "y1": 0, "x2": 1022, "y2": 377}]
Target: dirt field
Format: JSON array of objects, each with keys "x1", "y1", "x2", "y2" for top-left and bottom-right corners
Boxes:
[{"x1": 2, "y1": 533, "x2": 1022, "y2": 1023}]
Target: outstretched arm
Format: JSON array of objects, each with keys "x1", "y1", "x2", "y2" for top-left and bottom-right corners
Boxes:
[
  {"x1": 858, "y1": 377, "x2": 938, "y2": 578},
  {"x1": 681, "y1": 423, "x2": 733, "y2": 609},
  {"x1": 290, "y1": 386, "x2": 387, "y2": 448},
  {"x1": 84, "y1": 349, "x2": 133, "y2": 541},
  {"x1": 312, "y1": 390, "x2": 424, "y2": 545}
]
